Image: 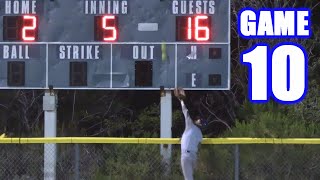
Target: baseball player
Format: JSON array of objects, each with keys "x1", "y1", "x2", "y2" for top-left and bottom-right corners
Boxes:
[{"x1": 174, "y1": 88, "x2": 207, "y2": 180}]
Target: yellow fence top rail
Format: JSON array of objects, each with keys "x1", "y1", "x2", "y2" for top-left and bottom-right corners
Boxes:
[{"x1": 0, "y1": 137, "x2": 320, "y2": 144}]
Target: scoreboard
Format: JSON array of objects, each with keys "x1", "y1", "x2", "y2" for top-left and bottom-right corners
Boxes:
[{"x1": 0, "y1": 0, "x2": 230, "y2": 90}]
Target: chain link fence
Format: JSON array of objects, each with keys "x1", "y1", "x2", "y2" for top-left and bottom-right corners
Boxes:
[{"x1": 1, "y1": 141, "x2": 320, "y2": 180}]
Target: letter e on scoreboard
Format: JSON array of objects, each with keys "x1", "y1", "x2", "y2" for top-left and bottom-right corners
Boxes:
[{"x1": 186, "y1": 73, "x2": 201, "y2": 87}]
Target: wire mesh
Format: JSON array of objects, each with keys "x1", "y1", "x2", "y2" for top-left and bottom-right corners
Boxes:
[
  {"x1": 0, "y1": 144, "x2": 234, "y2": 180},
  {"x1": 238, "y1": 144, "x2": 320, "y2": 180},
  {"x1": 1, "y1": 143, "x2": 319, "y2": 180}
]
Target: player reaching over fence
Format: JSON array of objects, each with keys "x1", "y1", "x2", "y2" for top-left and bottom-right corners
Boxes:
[{"x1": 174, "y1": 87, "x2": 208, "y2": 180}]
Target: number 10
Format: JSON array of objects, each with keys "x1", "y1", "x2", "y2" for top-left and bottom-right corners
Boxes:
[{"x1": 241, "y1": 43, "x2": 308, "y2": 104}]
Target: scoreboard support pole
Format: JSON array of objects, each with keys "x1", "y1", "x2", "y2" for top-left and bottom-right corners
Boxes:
[
  {"x1": 43, "y1": 90, "x2": 58, "y2": 180},
  {"x1": 160, "y1": 90, "x2": 172, "y2": 175}
]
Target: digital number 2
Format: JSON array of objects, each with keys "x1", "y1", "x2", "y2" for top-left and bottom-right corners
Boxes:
[{"x1": 22, "y1": 15, "x2": 37, "y2": 41}]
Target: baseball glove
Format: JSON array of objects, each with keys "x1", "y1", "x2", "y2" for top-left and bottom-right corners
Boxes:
[{"x1": 174, "y1": 87, "x2": 186, "y2": 100}]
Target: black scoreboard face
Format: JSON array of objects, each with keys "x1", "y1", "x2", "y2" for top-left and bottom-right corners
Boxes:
[{"x1": 0, "y1": 0, "x2": 230, "y2": 90}]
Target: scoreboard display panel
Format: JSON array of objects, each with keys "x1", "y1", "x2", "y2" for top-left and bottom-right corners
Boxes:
[{"x1": 0, "y1": 0, "x2": 230, "y2": 90}]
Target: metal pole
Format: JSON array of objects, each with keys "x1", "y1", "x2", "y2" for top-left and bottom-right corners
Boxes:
[
  {"x1": 234, "y1": 144, "x2": 240, "y2": 180},
  {"x1": 43, "y1": 90, "x2": 57, "y2": 180},
  {"x1": 160, "y1": 90, "x2": 172, "y2": 176}
]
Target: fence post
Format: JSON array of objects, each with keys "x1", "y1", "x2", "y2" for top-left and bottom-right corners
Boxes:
[
  {"x1": 43, "y1": 89, "x2": 58, "y2": 180},
  {"x1": 160, "y1": 90, "x2": 172, "y2": 176},
  {"x1": 234, "y1": 144, "x2": 240, "y2": 180}
]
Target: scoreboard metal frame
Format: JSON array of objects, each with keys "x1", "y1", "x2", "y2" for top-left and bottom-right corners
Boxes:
[{"x1": 0, "y1": 0, "x2": 231, "y2": 91}]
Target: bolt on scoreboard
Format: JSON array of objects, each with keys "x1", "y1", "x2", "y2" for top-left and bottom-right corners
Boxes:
[{"x1": 0, "y1": 0, "x2": 230, "y2": 90}]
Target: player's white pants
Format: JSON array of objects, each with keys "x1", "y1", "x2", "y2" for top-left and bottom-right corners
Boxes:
[{"x1": 181, "y1": 152, "x2": 197, "y2": 180}]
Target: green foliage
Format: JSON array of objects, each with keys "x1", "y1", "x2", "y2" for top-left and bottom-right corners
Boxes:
[
  {"x1": 196, "y1": 99, "x2": 320, "y2": 179},
  {"x1": 287, "y1": 81, "x2": 320, "y2": 126},
  {"x1": 196, "y1": 145, "x2": 234, "y2": 179},
  {"x1": 172, "y1": 109, "x2": 185, "y2": 138},
  {"x1": 133, "y1": 103, "x2": 160, "y2": 137},
  {"x1": 224, "y1": 100, "x2": 320, "y2": 138},
  {"x1": 92, "y1": 144, "x2": 183, "y2": 180}
]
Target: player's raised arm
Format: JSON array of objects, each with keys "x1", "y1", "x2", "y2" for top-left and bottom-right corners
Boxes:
[
  {"x1": 180, "y1": 100, "x2": 193, "y2": 129},
  {"x1": 174, "y1": 88, "x2": 193, "y2": 129}
]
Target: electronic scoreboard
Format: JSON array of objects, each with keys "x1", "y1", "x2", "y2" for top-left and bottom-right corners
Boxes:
[{"x1": 0, "y1": 0, "x2": 230, "y2": 90}]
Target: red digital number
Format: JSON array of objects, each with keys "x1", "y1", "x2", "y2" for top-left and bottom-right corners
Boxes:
[
  {"x1": 187, "y1": 15, "x2": 210, "y2": 41},
  {"x1": 22, "y1": 15, "x2": 37, "y2": 41},
  {"x1": 177, "y1": 15, "x2": 211, "y2": 41},
  {"x1": 102, "y1": 15, "x2": 117, "y2": 41},
  {"x1": 194, "y1": 15, "x2": 210, "y2": 41},
  {"x1": 188, "y1": 17, "x2": 192, "y2": 40}
]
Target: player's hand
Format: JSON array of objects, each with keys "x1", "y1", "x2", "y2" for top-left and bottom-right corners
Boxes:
[{"x1": 174, "y1": 87, "x2": 186, "y2": 101}]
